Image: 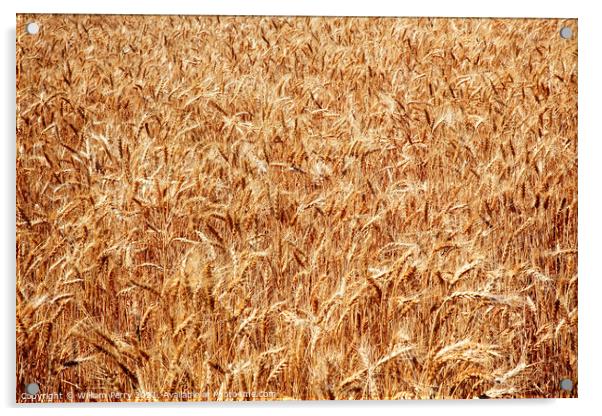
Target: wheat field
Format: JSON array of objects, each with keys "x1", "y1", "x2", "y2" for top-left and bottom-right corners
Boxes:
[{"x1": 16, "y1": 15, "x2": 577, "y2": 401}]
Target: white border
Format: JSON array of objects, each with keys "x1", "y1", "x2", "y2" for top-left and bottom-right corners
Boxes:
[
  {"x1": 7, "y1": 0, "x2": 583, "y2": 17},
  {"x1": 2, "y1": 1, "x2": 601, "y2": 416}
]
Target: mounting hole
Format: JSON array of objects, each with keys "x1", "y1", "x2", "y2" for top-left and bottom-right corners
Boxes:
[
  {"x1": 25, "y1": 21, "x2": 40, "y2": 35},
  {"x1": 25, "y1": 383, "x2": 40, "y2": 395},
  {"x1": 560, "y1": 27, "x2": 572, "y2": 39},
  {"x1": 560, "y1": 379, "x2": 573, "y2": 391}
]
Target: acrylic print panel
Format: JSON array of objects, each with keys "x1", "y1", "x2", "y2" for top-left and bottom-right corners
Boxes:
[{"x1": 16, "y1": 15, "x2": 577, "y2": 402}]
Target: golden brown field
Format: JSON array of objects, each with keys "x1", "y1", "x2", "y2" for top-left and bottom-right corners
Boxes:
[{"x1": 16, "y1": 15, "x2": 577, "y2": 401}]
